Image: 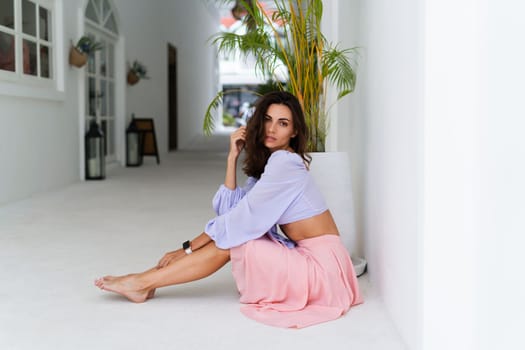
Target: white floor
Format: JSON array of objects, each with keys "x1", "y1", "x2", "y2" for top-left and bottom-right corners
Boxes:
[{"x1": 0, "y1": 137, "x2": 406, "y2": 350}]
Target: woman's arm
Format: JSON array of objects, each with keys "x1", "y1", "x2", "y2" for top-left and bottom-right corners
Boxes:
[
  {"x1": 188, "y1": 232, "x2": 213, "y2": 251},
  {"x1": 205, "y1": 151, "x2": 309, "y2": 249},
  {"x1": 224, "y1": 126, "x2": 246, "y2": 190},
  {"x1": 157, "y1": 232, "x2": 213, "y2": 268},
  {"x1": 158, "y1": 128, "x2": 248, "y2": 268}
]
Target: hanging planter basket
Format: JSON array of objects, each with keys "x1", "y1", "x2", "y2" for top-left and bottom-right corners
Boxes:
[
  {"x1": 69, "y1": 47, "x2": 87, "y2": 68},
  {"x1": 127, "y1": 71, "x2": 140, "y2": 85},
  {"x1": 126, "y1": 60, "x2": 149, "y2": 86}
]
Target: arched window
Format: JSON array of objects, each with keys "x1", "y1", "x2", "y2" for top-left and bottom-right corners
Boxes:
[
  {"x1": 85, "y1": 0, "x2": 118, "y2": 35},
  {"x1": 84, "y1": 0, "x2": 119, "y2": 163}
]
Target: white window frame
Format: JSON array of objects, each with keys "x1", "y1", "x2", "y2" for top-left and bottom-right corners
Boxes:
[
  {"x1": 0, "y1": 0, "x2": 64, "y2": 100},
  {"x1": 78, "y1": 0, "x2": 126, "y2": 179}
]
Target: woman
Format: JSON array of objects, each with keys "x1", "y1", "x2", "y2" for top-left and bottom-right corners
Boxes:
[{"x1": 95, "y1": 91, "x2": 362, "y2": 328}]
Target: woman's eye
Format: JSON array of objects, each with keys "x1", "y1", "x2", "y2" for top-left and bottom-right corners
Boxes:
[{"x1": 279, "y1": 121, "x2": 288, "y2": 127}]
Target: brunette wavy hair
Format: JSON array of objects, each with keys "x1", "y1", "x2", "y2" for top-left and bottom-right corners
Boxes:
[{"x1": 243, "y1": 91, "x2": 311, "y2": 179}]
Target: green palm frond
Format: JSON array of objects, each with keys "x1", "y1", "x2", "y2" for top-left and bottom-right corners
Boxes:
[
  {"x1": 203, "y1": 91, "x2": 224, "y2": 136},
  {"x1": 323, "y1": 46, "x2": 358, "y2": 98}
]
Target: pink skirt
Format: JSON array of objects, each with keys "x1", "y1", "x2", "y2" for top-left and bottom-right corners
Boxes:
[{"x1": 230, "y1": 234, "x2": 363, "y2": 328}]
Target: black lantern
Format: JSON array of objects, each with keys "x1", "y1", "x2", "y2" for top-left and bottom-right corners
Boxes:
[
  {"x1": 126, "y1": 116, "x2": 143, "y2": 167},
  {"x1": 85, "y1": 120, "x2": 105, "y2": 180}
]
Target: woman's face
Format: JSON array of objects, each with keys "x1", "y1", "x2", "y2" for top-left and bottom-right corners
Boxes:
[{"x1": 263, "y1": 103, "x2": 297, "y2": 152}]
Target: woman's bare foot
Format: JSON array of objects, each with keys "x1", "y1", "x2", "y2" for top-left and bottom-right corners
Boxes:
[
  {"x1": 94, "y1": 274, "x2": 150, "y2": 303},
  {"x1": 147, "y1": 289, "x2": 156, "y2": 299}
]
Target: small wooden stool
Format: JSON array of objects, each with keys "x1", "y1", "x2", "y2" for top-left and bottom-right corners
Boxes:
[{"x1": 133, "y1": 118, "x2": 160, "y2": 164}]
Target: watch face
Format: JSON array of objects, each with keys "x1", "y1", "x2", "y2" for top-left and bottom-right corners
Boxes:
[{"x1": 183, "y1": 240, "x2": 190, "y2": 249}]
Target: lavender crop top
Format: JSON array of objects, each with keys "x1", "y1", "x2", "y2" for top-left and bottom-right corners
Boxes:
[{"x1": 204, "y1": 150, "x2": 328, "y2": 249}]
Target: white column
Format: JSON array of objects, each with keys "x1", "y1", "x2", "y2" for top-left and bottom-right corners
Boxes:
[{"x1": 422, "y1": 0, "x2": 481, "y2": 348}]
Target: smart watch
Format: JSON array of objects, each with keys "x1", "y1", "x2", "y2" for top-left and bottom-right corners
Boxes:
[{"x1": 183, "y1": 240, "x2": 193, "y2": 255}]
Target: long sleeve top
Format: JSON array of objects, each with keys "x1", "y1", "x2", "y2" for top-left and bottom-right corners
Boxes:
[{"x1": 204, "y1": 150, "x2": 328, "y2": 249}]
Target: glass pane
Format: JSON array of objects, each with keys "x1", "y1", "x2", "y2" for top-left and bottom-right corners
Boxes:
[
  {"x1": 105, "y1": 14, "x2": 118, "y2": 34},
  {"x1": 93, "y1": 0, "x2": 102, "y2": 19},
  {"x1": 86, "y1": 117, "x2": 95, "y2": 131},
  {"x1": 87, "y1": 50, "x2": 96, "y2": 73},
  {"x1": 0, "y1": 32, "x2": 15, "y2": 72},
  {"x1": 23, "y1": 39, "x2": 37, "y2": 75},
  {"x1": 101, "y1": 119, "x2": 108, "y2": 156},
  {"x1": 22, "y1": 0, "x2": 36, "y2": 36},
  {"x1": 40, "y1": 44, "x2": 51, "y2": 78},
  {"x1": 108, "y1": 81, "x2": 114, "y2": 115},
  {"x1": 100, "y1": 79, "x2": 107, "y2": 116},
  {"x1": 88, "y1": 77, "x2": 96, "y2": 116},
  {"x1": 0, "y1": 1, "x2": 14, "y2": 28},
  {"x1": 99, "y1": 40, "x2": 106, "y2": 76},
  {"x1": 39, "y1": 6, "x2": 51, "y2": 41},
  {"x1": 85, "y1": 0, "x2": 98, "y2": 22},
  {"x1": 107, "y1": 119, "x2": 115, "y2": 155},
  {"x1": 85, "y1": 78, "x2": 89, "y2": 115},
  {"x1": 107, "y1": 43, "x2": 114, "y2": 77},
  {"x1": 86, "y1": 137, "x2": 103, "y2": 177},
  {"x1": 102, "y1": 0, "x2": 110, "y2": 19}
]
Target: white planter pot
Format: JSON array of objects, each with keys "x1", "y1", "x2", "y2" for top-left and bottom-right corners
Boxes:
[{"x1": 309, "y1": 152, "x2": 358, "y2": 257}]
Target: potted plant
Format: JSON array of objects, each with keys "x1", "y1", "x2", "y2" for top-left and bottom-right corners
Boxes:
[
  {"x1": 69, "y1": 35, "x2": 103, "y2": 68},
  {"x1": 204, "y1": 0, "x2": 357, "y2": 152},
  {"x1": 204, "y1": 0, "x2": 362, "y2": 258},
  {"x1": 127, "y1": 60, "x2": 150, "y2": 85}
]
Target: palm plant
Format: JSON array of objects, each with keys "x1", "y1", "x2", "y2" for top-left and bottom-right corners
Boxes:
[{"x1": 204, "y1": 0, "x2": 358, "y2": 152}]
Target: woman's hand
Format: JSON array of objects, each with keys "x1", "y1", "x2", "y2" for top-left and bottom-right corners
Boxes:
[
  {"x1": 157, "y1": 249, "x2": 185, "y2": 269},
  {"x1": 229, "y1": 126, "x2": 246, "y2": 159}
]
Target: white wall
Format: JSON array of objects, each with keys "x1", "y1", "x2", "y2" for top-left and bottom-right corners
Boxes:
[
  {"x1": 113, "y1": 0, "x2": 167, "y2": 154},
  {"x1": 344, "y1": 0, "x2": 525, "y2": 349},
  {"x1": 479, "y1": 2, "x2": 525, "y2": 347},
  {"x1": 422, "y1": 0, "x2": 525, "y2": 348},
  {"x1": 323, "y1": 1, "x2": 422, "y2": 346},
  {"x1": 161, "y1": 1, "x2": 219, "y2": 150},
  {"x1": 0, "y1": 94, "x2": 78, "y2": 205},
  {"x1": 457, "y1": 1, "x2": 525, "y2": 349},
  {"x1": 421, "y1": 0, "x2": 484, "y2": 348},
  {"x1": 324, "y1": 0, "x2": 365, "y2": 258},
  {"x1": 356, "y1": 0, "x2": 423, "y2": 348}
]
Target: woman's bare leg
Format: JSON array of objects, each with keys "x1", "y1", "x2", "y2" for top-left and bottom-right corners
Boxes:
[
  {"x1": 94, "y1": 251, "x2": 188, "y2": 300},
  {"x1": 94, "y1": 241, "x2": 230, "y2": 302}
]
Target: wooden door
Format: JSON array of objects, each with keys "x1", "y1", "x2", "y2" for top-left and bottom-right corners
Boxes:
[{"x1": 168, "y1": 44, "x2": 178, "y2": 151}]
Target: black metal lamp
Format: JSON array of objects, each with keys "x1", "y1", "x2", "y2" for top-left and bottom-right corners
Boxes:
[
  {"x1": 85, "y1": 120, "x2": 105, "y2": 180},
  {"x1": 126, "y1": 115, "x2": 143, "y2": 167}
]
